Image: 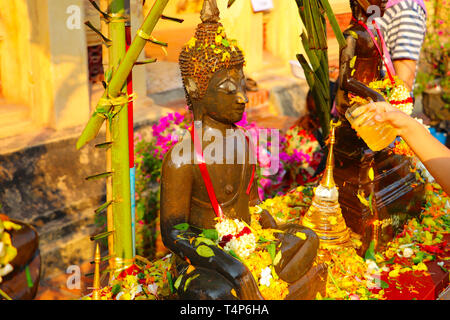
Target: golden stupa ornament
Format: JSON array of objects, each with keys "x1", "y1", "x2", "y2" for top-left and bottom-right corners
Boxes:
[{"x1": 301, "y1": 120, "x2": 350, "y2": 248}]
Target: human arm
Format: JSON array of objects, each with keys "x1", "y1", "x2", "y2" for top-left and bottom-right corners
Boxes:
[
  {"x1": 369, "y1": 102, "x2": 450, "y2": 194},
  {"x1": 393, "y1": 59, "x2": 417, "y2": 91}
]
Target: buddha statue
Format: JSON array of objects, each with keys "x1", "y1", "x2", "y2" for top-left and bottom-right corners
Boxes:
[
  {"x1": 160, "y1": 0, "x2": 326, "y2": 300},
  {"x1": 333, "y1": 0, "x2": 425, "y2": 254}
]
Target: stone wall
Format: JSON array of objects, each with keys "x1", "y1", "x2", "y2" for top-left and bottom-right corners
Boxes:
[{"x1": 0, "y1": 104, "x2": 170, "y2": 280}]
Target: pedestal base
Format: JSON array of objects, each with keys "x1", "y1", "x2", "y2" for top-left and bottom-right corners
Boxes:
[{"x1": 333, "y1": 123, "x2": 426, "y2": 255}]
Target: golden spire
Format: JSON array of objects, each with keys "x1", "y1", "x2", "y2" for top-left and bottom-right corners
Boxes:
[
  {"x1": 320, "y1": 120, "x2": 340, "y2": 189},
  {"x1": 92, "y1": 243, "x2": 101, "y2": 300}
]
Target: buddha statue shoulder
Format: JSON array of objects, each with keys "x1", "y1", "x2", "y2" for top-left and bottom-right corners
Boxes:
[{"x1": 160, "y1": 0, "x2": 326, "y2": 300}]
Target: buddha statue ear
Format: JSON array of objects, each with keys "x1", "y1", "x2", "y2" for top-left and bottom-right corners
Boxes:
[{"x1": 185, "y1": 77, "x2": 200, "y2": 100}]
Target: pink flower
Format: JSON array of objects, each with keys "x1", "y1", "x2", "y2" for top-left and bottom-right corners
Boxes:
[{"x1": 349, "y1": 294, "x2": 360, "y2": 300}]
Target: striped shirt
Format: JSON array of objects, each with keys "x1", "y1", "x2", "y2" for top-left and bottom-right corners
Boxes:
[{"x1": 375, "y1": 0, "x2": 427, "y2": 87}]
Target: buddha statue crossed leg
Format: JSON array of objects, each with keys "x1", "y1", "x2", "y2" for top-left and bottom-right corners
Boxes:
[{"x1": 160, "y1": 0, "x2": 326, "y2": 300}]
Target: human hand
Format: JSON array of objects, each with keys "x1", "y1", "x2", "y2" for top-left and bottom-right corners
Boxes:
[{"x1": 365, "y1": 101, "x2": 420, "y2": 139}]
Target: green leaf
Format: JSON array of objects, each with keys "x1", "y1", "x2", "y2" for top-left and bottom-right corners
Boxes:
[
  {"x1": 267, "y1": 243, "x2": 276, "y2": 262},
  {"x1": 382, "y1": 256, "x2": 395, "y2": 265},
  {"x1": 94, "y1": 200, "x2": 112, "y2": 214},
  {"x1": 200, "y1": 229, "x2": 218, "y2": 241},
  {"x1": 173, "y1": 223, "x2": 189, "y2": 231},
  {"x1": 184, "y1": 274, "x2": 200, "y2": 292},
  {"x1": 379, "y1": 279, "x2": 389, "y2": 289},
  {"x1": 196, "y1": 245, "x2": 215, "y2": 258},
  {"x1": 85, "y1": 172, "x2": 113, "y2": 181},
  {"x1": 228, "y1": 250, "x2": 242, "y2": 261},
  {"x1": 111, "y1": 284, "x2": 121, "y2": 295},
  {"x1": 174, "y1": 275, "x2": 183, "y2": 290},
  {"x1": 135, "y1": 58, "x2": 157, "y2": 66},
  {"x1": 273, "y1": 251, "x2": 282, "y2": 266},
  {"x1": 194, "y1": 237, "x2": 216, "y2": 247},
  {"x1": 364, "y1": 240, "x2": 376, "y2": 261},
  {"x1": 167, "y1": 271, "x2": 174, "y2": 294}
]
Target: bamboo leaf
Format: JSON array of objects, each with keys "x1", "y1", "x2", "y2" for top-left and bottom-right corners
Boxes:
[
  {"x1": 147, "y1": 38, "x2": 168, "y2": 47},
  {"x1": 90, "y1": 255, "x2": 112, "y2": 264},
  {"x1": 94, "y1": 200, "x2": 113, "y2": 214},
  {"x1": 320, "y1": 0, "x2": 346, "y2": 48},
  {"x1": 227, "y1": 0, "x2": 237, "y2": 8},
  {"x1": 85, "y1": 172, "x2": 113, "y2": 181},
  {"x1": 85, "y1": 21, "x2": 112, "y2": 47},
  {"x1": 88, "y1": 0, "x2": 111, "y2": 20},
  {"x1": 77, "y1": 0, "x2": 170, "y2": 149},
  {"x1": 90, "y1": 230, "x2": 114, "y2": 241},
  {"x1": 161, "y1": 15, "x2": 184, "y2": 23},
  {"x1": 85, "y1": 268, "x2": 111, "y2": 277},
  {"x1": 134, "y1": 58, "x2": 157, "y2": 66},
  {"x1": 95, "y1": 141, "x2": 113, "y2": 149}
]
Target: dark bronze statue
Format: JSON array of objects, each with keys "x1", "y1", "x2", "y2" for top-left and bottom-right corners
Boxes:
[
  {"x1": 160, "y1": 0, "x2": 326, "y2": 300},
  {"x1": 335, "y1": 0, "x2": 388, "y2": 116},
  {"x1": 333, "y1": 0, "x2": 425, "y2": 254}
]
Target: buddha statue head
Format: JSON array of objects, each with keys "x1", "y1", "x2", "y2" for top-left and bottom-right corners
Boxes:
[{"x1": 179, "y1": 0, "x2": 248, "y2": 124}]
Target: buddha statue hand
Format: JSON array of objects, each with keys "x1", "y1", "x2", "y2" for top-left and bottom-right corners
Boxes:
[
  {"x1": 235, "y1": 268, "x2": 265, "y2": 300},
  {"x1": 258, "y1": 209, "x2": 278, "y2": 229},
  {"x1": 274, "y1": 224, "x2": 320, "y2": 283}
]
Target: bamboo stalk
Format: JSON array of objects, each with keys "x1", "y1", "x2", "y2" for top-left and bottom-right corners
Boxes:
[
  {"x1": 77, "y1": 0, "x2": 169, "y2": 150},
  {"x1": 99, "y1": 0, "x2": 116, "y2": 282},
  {"x1": 108, "y1": 0, "x2": 133, "y2": 270},
  {"x1": 320, "y1": 0, "x2": 346, "y2": 48}
]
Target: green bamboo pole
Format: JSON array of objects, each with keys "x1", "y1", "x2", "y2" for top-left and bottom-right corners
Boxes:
[
  {"x1": 77, "y1": 0, "x2": 169, "y2": 150},
  {"x1": 99, "y1": 0, "x2": 115, "y2": 282},
  {"x1": 107, "y1": 0, "x2": 133, "y2": 269}
]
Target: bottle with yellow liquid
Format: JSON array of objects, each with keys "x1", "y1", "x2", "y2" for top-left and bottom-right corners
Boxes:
[{"x1": 345, "y1": 103, "x2": 398, "y2": 152}]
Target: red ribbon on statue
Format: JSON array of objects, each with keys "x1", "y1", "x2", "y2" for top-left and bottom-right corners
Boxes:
[
  {"x1": 352, "y1": 17, "x2": 396, "y2": 85},
  {"x1": 189, "y1": 124, "x2": 255, "y2": 219}
]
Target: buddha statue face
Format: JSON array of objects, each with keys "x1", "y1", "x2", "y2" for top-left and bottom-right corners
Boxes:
[
  {"x1": 179, "y1": 0, "x2": 246, "y2": 125},
  {"x1": 191, "y1": 67, "x2": 248, "y2": 124}
]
